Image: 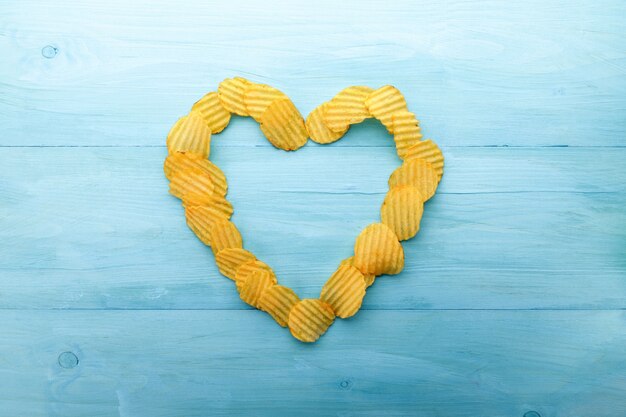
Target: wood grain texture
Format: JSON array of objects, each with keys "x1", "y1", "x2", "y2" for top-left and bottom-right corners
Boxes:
[
  {"x1": 1, "y1": 310, "x2": 625, "y2": 417},
  {"x1": 1, "y1": 0, "x2": 625, "y2": 415}
]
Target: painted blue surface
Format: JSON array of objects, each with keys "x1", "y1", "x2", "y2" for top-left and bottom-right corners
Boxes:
[{"x1": 1, "y1": 1, "x2": 625, "y2": 416}]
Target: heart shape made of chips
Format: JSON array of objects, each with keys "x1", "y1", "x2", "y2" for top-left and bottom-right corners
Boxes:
[{"x1": 165, "y1": 77, "x2": 444, "y2": 342}]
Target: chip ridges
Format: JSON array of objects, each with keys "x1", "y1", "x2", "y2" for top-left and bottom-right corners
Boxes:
[
  {"x1": 239, "y1": 269, "x2": 277, "y2": 308},
  {"x1": 365, "y1": 85, "x2": 408, "y2": 133},
  {"x1": 323, "y1": 86, "x2": 374, "y2": 132},
  {"x1": 215, "y1": 248, "x2": 257, "y2": 280},
  {"x1": 388, "y1": 158, "x2": 439, "y2": 202},
  {"x1": 259, "y1": 98, "x2": 308, "y2": 151},
  {"x1": 381, "y1": 185, "x2": 424, "y2": 241},
  {"x1": 288, "y1": 299, "x2": 335, "y2": 343},
  {"x1": 403, "y1": 139, "x2": 445, "y2": 180},
  {"x1": 353, "y1": 223, "x2": 404, "y2": 275},
  {"x1": 306, "y1": 103, "x2": 348, "y2": 144},
  {"x1": 191, "y1": 91, "x2": 231, "y2": 134},
  {"x1": 218, "y1": 77, "x2": 251, "y2": 116},
  {"x1": 320, "y1": 265, "x2": 366, "y2": 318},
  {"x1": 164, "y1": 80, "x2": 444, "y2": 342},
  {"x1": 166, "y1": 112, "x2": 212, "y2": 158},
  {"x1": 258, "y1": 285, "x2": 301, "y2": 327}
]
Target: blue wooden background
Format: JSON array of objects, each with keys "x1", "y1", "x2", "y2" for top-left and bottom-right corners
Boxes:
[{"x1": 1, "y1": 0, "x2": 625, "y2": 416}]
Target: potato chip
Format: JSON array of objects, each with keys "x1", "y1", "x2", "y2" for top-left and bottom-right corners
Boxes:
[
  {"x1": 169, "y1": 167, "x2": 215, "y2": 203},
  {"x1": 259, "y1": 98, "x2": 308, "y2": 151},
  {"x1": 380, "y1": 185, "x2": 424, "y2": 241},
  {"x1": 388, "y1": 159, "x2": 439, "y2": 202},
  {"x1": 258, "y1": 285, "x2": 300, "y2": 327},
  {"x1": 239, "y1": 269, "x2": 277, "y2": 308},
  {"x1": 208, "y1": 219, "x2": 243, "y2": 254},
  {"x1": 166, "y1": 112, "x2": 212, "y2": 157},
  {"x1": 392, "y1": 110, "x2": 423, "y2": 159},
  {"x1": 181, "y1": 194, "x2": 234, "y2": 220},
  {"x1": 244, "y1": 83, "x2": 288, "y2": 121},
  {"x1": 218, "y1": 77, "x2": 251, "y2": 116},
  {"x1": 353, "y1": 223, "x2": 404, "y2": 275},
  {"x1": 340, "y1": 257, "x2": 375, "y2": 287},
  {"x1": 191, "y1": 91, "x2": 231, "y2": 133},
  {"x1": 306, "y1": 103, "x2": 348, "y2": 144},
  {"x1": 235, "y1": 260, "x2": 275, "y2": 291},
  {"x1": 164, "y1": 152, "x2": 228, "y2": 197},
  {"x1": 323, "y1": 86, "x2": 374, "y2": 132},
  {"x1": 215, "y1": 248, "x2": 257, "y2": 280},
  {"x1": 184, "y1": 205, "x2": 229, "y2": 246},
  {"x1": 364, "y1": 85, "x2": 408, "y2": 133},
  {"x1": 403, "y1": 139, "x2": 444, "y2": 180},
  {"x1": 288, "y1": 299, "x2": 335, "y2": 343},
  {"x1": 320, "y1": 264, "x2": 366, "y2": 318}
]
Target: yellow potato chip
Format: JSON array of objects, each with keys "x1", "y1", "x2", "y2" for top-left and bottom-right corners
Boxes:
[
  {"x1": 365, "y1": 85, "x2": 408, "y2": 133},
  {"x1": 181, "y1": 194, "x2": 234, "y2": 220},
  {"x1": 320, "y1": 264, "x2": 366, "y2": 318},
  {"x1": 306, "y1": 103, "x2": 348, "y2": 144},
  {"x1": 258, "y1": 285, "x2": 300, "y2": 327},
  {"x1": 380, "y1": 185, "x2": 424, "y2": 241},
  {"x1": 218, "y1": 77, "x2": 251, "y2": 116},
  {"x1": 392, "y1": 110, "x2": 423, "y2": 159},
  {"x1": 259, "y1": 98, "x2": 308, "y2": 151},
  {"x1": 403, "y1": 139, "x2": 445, "y2": 180},
  {"x1": 191, "y1": 91, "x2": 231, "y2": 133},
  {"x1": 169, "y1": 167, "x2": 215, "y2": 203},
  {"x1": 353, "y1": 223, "x2": 404, "y2": 275},
  {"x1": 164, "y1": 152, "x2": 228, "y2": 197},
  {"x1": 215, "y1": 248, "x2": 257, "y2": 280},
  {"x1": 388, "y1": 158, "x2": 439, "y2": 202},
  {"x1": 323, "y1": 86, "x2": 374, "y2": 132},
  {"x1": 243, "y1": 83, "x2": 288, "y2": 121},
  {"x1": 239, "y1": 269, "x2": 277, "y2": 308},
  {"x1": 235, "y1": 260, "x2": 275, "y2": 292},
  {"x1": 166, "y1": 112, "x2": 212, "y2": 157},
  {"x1": 340, "y1": 257, "x2": 375, "y2": 287},
  {"x1": 208, "y1": 219, "x2": 243, "y2": 254},
  {"x1": 288, "y1": 299, "x2": 335, "y2": 343},
  {"x1": 184, "y1": 205, "x2": 229, "y2": 246}
]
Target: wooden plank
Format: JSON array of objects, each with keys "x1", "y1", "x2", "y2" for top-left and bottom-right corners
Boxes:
[
  {"x1": 1, "y1": 147, "x2": 624, "y2": 310},
  {"x1": 1, "y1": 0, "x2": 625, "y2": 146},
  {"x1": 1, "y1": 310, "x2": 625, "y2": 417}
]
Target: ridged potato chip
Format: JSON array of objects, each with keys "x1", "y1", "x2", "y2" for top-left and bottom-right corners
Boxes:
[
  {"x1": 403, "y1": 139, "x2": 444, "y2": 180},
  {"x1": 208, "y1": 219, "x2": 243, "y2": 254},
  {"x1": 215, "y1": 248, "x2": 257, "y2": 280},
  {"x1": 218, "y1": 77, "x2": 251, "y2": 116},
  {"x1": 239, "y1": 269, "x2": 277, "y2": 308},
  {"x1": 169, "y1": 167, "x2": 215, "y2": 203},
  {"x1": 340, "y1": 257, "x2": 375, "y2": 287},
  {"x1": 258, "y1": 285, "x2": 300, "y2": 327},
  {"x1": 388, "y1": 159, "x2": 439, "y2": 202},
  {"x1": 365, "y1": 85, "x2": 408, "y2": 133},
  {"x1": 244, "y1": 83, "x2": 288, "y2": 121},
  {"x1": 191, "y1": 91, "x2": 231, "y2": 133},
  {"x1": 306, "y1": 103, "x2": 348, "y2": 144},
  {"x1": 288, "y1": 299, "x2": 335, "y2": 343},
  {"x1": 181, "y1": 194, "x2": 234, "y2": 220},
  {"x1": 166, "y1": 112, "x2": 212, "y2": 157},
  {"x1": 392, "y1": 110, "x2": 423, "y2": 159},
  {"x1": 235, "y1": 260, "x2": 275, "y2": 291},
  {"x1": 164, "y1": 152, "x2": 227, "y2": 197},
  {"x1": 259, "y1": 98, "x2": 308, "y2": 151},
  {"x1": 353, "y1": 223, "x2": 404, "y2": 275},
  {"x1": 185, "y1": 205, "x2": 229, "y2": 246},
  {"x1": 380, "y1": 185, "x2": 424, "y2": 241},
  {"x1": 320, "y1": 264, "x2": 366, "y2": 318},
  {"x1": 323, "y1": 86, "x2": 374, "y2": 132}
]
